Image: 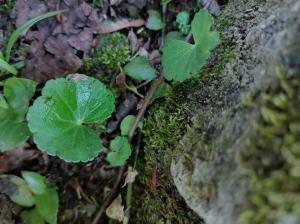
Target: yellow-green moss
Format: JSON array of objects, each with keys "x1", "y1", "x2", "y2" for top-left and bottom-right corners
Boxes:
[
  {"x1": 80, "y1": 32, "x2": 130, "y2": 83},
  {"x1": 239, "y1": 67, "x2": 300, "y2": 224}
]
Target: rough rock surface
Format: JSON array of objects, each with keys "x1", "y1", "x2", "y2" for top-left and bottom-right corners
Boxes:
[{"x1": 171, "y1": 0, "x2": 300, "y2": 224}]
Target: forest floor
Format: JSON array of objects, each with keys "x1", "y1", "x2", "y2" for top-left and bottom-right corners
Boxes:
[{"x1": 0, "y1": 0, "x2": 221, "y2": 223}]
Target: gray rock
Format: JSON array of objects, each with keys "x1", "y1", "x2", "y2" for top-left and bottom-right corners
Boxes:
[{"x1": 171, "y1": 0, "x2": 300, "y2": 224}]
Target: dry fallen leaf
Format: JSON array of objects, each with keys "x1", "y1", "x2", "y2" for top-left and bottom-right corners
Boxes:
[
  {"x1": 106, "y1": 194, "x2": 126, "y2": 222},
  {"x1": 99, "y1": 18, "x2": 145, "y2": 34},
  {"x1": 128, "y1": 29, "x2": 139, "y2": 54},
  {"x1": 122, "y1": 166, "x2": 138, "y2": 188},
  {"x1": 0, "y1": 144, "x2": 37, "y2": 174},
  {"x1": 106, "y1": 93, "x2": 138, "y2": 134}
]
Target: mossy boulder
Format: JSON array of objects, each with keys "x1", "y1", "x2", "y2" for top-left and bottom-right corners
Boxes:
[{"x1": 171, "y1": 0, "x2": 300, "y2": 224}]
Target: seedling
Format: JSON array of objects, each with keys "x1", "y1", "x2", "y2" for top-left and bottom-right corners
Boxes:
[
  {"x1": 175, "y1": 11, "x2": 191, "y2": 35},
  {"x1": 162, "y1": 9, "x2": 219, "y2": 81},
  {"x1": 106, "y1": 136, "x2": 132, "y2": 166},
  {"x1": 0, "y1": 171, "x2": 59, "y2": 224},
  {"x1": 146, "y1": 10, "x2": 165, "y2": 30}
]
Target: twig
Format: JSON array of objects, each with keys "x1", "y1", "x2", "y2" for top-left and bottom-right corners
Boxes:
[
  {"x1": 185, "y1": 31, "x2": 193, "y2": 42},
  {"x1": 99, "y1": 19, "x2": 146, "y2": 34},
  {"x1": 128, "y1": 73, "x2": 164, "y2": 143},
  {"x1": 125, "y1": 131, "x2": 142, "y2": 223},
  {"x1": 161, "y1": 3, "x2": 167, "y2": 46},
  {"x1": 91, "y1": 165, "x2": 126, "y2": 224},
  {"x1": 91, "y1": 74, "x2": 163, "y2": 223}
]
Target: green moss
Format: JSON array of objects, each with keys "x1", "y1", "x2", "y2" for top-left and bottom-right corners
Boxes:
[
  {"x1": 239, "y1": 67, "x2": 300, "y2": 224},
  {"x1": 82, "y1": 32, "x2": 130, "y2": 73},
  {"x1": 131, "y1": 88, "x2": 202, "y2": 223},
  {"x1": 80, "y1": 32, "x2": 130, "y2": 85},
  {"x1": 0, "y1": 0, "x2": 15, "y2": 13}
]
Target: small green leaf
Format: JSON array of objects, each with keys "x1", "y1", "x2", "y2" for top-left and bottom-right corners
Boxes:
[
  {"x1": 0, "y1": 78, "x2": 36, "y2": 151},
  {"x1": 22, "y1": 171, "x2": 47, "y2": 195},
  {"x1": 0, "y1": 94, "x2": 9, "y2": 110},
  {"x1": 27, "y1": 77, "x2": 115, "y2": 162},
  {"x1": 124, "y1": 56, "x2": 156, "y2": 81},
  {"x1": 162, "y1": 9, "x2": 219, "y2": 81},
  {"x1": 0, "y1": 120, "x2": 31, "y2": 152},
  {"x1": 0, "y1": 58, "x2": 17, "y2": 75},
  {"x1": 21, "y1": 207, "x2": 45, "y2": 224},
  {"x1": 0, "y1": 175, "x2": 35, "y2": 207},
  {"x1": 175, "y1": 11, "x2": 190, "y2": 35},
  {"x1": 146, "y1": 10, "x2": 165, "y2": 30},
  {"x1": 35, "y1": 188, "x2": 59, "y2": 224},
  {"x1": 120, "y1": 115, "x2": 136, "y2": 136},
  {"x1": 107, "y1": 136, "x2": 132, "y2": 167},
  {"x1": 161, "y1": 0, "x2": 172, "y2": 5},
  {"x1": 105, "y1": 194, "x2": 125, "y2": 222},
  {"x1": 0, "y1": 50, "x2": 4, "y2": 60},
  {"x1": 4, "y1": 77, "x2": 37, "y2": 121},
  {"x1": 6, "y1": 10, "x2": 65, "y2": 62},
  {"x1": 192, "y1": 9, "x2": 219, "y2": 47}
]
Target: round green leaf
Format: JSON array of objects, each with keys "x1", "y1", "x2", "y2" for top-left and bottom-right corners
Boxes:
[
  {"x1": 4, "y1": 77, "x2": 37, "y2": 120},
  {"x1": 22, "y1": 171, "x2": 47, "y2": 195},
  {"x1": 0, "y1": 175, "x2": 35, "y2": 207},
  {"x1": 35, "y1": 188, "x2": 59, "y2": 224},
  {"x1": 124, "y1": 56, "x2": 156, "y2": 81},
  {"x1": 146, "y1": 10, "x2": 165, "y2": 30},
  {"x1": 106, "y1": 136, "x2": 132, "y2": 167},
  {"x1": 27, "y1": 77, "x2": 115, "y2": 162},
  {"x1": 120, "y1": 115, "x2": 136, "y2": 136}
]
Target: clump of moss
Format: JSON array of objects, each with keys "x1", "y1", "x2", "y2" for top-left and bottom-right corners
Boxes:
[
  {"x1": 81, "y1": 32, "x2": 130, "y2": 73},
  {"x1": 0, "y1": 0, "x2": 15, "y2": 13},
  {"x1": 99, "y1": 32, "x2": 130, "y2": 70},
  {"x1": 239, "y1": 67, "x2": 300, "y2": 224}
]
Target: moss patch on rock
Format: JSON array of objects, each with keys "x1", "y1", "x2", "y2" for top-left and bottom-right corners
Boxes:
[
  {"x1": 131, "y1": 89, "x2": 202, "y2": 223},
  {"x1": 239, "y1": 67, "x2": 300, "y2": 224}
]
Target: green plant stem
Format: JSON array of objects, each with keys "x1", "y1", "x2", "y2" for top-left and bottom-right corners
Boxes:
[
  {"x1": 161, "y1": 3, "x2": 167, "y2": 45},
  {"x1": 128, "y1": 74, "x2": 164, "y2": 142},
  {"x1": 91, "y1": 165, "x2": 126, "y2": 224},
  {"x1": 125, "y1": 132, "x2": 142, "y2": 223},
  {"x1": 91, "y1": 74, "x2": 164, "y2": 224}
]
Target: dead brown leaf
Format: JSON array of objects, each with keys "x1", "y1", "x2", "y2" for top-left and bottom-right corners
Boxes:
[
  {"x1": 0, "y1": 144, "x2": 37, "y2": 174},
  {"x1": 13, "y1": 0, "x2": 103, "y2": 83},
  {"x1": 99, "y1": 18, "x2": 145, "y2": 34}
]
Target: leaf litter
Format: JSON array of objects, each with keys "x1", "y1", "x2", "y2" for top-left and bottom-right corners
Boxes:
[{"x1": 1, "y1": 0, "x2": 221, "y2": 223}]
